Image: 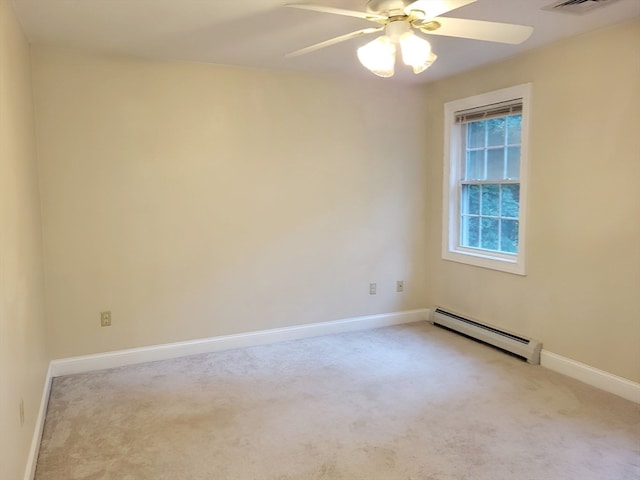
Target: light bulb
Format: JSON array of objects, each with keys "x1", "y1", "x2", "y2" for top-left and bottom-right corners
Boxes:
[{"x1": 357, "y1": 35, "x2": 396, "y2": 78}]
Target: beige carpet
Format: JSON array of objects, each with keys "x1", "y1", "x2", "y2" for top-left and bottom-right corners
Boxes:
[{"x1": 35, "y1": 322, "x2": 639, "y2": 479}]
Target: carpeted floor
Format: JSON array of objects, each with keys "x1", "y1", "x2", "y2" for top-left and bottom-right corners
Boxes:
[{"x1": 35, "y1": 322, "x2": 639, "y2": 480}]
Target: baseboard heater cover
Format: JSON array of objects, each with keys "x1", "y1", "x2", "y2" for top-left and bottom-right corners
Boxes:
[{"x1": 432, "y1": 307, "x2": 542, "y2": 364}]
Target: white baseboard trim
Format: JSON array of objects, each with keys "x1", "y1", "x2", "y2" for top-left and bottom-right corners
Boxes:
[
  {"x1": 541, "y1": 350, "x2": 640, "y2": 404},
  {"x1": 24, "y1": 363, "x2": 53, "y2": 480},
  {"x1": 50, "y1": 309, "x2": 430, "y2": 377}
]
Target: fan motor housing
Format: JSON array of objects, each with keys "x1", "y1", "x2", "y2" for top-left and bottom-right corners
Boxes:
[{"x1": 367, "y1": 0, "x2": 413, "y2": 15}]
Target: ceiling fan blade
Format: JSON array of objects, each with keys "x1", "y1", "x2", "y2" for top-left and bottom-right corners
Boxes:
[
  {"x1": 405, "y1": 0, "x2": 476, "y2": 19},
  {"x1": 417, "y1": 17, "x2": 533, "y2": 44},
  {"x1": 285, "y1": 4, "x2": 386, "y2": 23},
  {"x1": 285, "y1": 27, "x2": 384, "y2": 58}
]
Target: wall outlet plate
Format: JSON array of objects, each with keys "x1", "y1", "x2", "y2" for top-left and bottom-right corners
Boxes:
[
  {"x1": 100, "y1": 311, "x2": 112, "y2": 327},
  {"x1": 369, "y1": 283, "x2": 377, "y2": 295},
  {"x1": 397, "y1": 280, "x2": 404, "y2": 292}
]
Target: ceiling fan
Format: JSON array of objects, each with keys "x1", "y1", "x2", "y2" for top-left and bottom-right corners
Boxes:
[{"x1": 285, "y1": 0, "x2": 534, "y2": 77}]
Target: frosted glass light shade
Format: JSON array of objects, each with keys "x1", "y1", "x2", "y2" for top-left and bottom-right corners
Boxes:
[
  {"x1": 357, "y1": 35, "x2": 396, "y2": 78},
  {"x1": 399, "y1": 31, "x2": 433, "y2": 74},
  {"x1": 411, "y1": 51, "x2": 437, "y2": 74}
]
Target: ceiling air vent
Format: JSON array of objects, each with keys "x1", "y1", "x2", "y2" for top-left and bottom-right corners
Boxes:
[{"x1": 543, "y1": 0, "x2": 622, "y2": 14}]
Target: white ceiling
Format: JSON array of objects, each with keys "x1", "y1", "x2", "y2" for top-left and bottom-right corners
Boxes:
[{"x1": 12, "y1": 0, "x2": 640, "y2": 84}]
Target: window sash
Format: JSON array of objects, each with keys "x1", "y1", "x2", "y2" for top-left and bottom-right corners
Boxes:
[
  {"x1": 462, "y1": 113, "x2": 522, "y2": 182},
  {"x1": 459, "y1": 181, "x2": 520, "y2": 255}
]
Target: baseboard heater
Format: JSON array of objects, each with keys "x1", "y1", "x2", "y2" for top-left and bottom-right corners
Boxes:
[{"x1": 431, "y1": 307, "x2": 542, "y2": 364}]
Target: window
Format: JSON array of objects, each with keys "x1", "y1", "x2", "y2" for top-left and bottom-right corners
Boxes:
[{"x1": 442, "y1": 84, "x2": 531, "y2": 275}]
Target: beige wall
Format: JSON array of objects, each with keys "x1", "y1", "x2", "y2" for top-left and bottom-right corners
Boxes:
[
  {"x1": 424, "y1": 21, "x2": 640, "y2": 382},
  {"x1": 32, "y1": 47, "x2": 430, "y2": 359},
  {"x1": 0, "y1": 1, "x2": 49, "y2": 479}
]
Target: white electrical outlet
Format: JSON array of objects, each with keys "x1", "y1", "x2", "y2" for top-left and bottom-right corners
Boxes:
[
  {"x1": 369, "y1": 283, "x2": 377, "y2": 295},
  {"x1": 397, "y1": 280, "x2": 404, "y2": 292}
]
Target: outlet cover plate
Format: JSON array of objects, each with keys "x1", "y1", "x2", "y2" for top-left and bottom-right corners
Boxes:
[{"x1": 100, "y1": 311, "x2": 112, "y2": 327}]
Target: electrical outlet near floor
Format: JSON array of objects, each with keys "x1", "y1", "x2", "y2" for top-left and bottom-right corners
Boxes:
[
  {"x1": 397, "y1": 280, "x2": 404, "y2": 292},
  {"x1": 100, "y1": 310, "x2": 112, "y2": 327},
  {"x1": 369, "y1": 283, "x2": 377, "y2": 295}
]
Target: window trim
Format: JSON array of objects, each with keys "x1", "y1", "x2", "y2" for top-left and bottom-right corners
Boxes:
[{"x1": 442, "y1": 83, "x2": 532, "y2": 276}]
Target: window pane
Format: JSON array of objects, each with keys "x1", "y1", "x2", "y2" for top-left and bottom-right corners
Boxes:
[
  {"x1": 500, "y1": 219, "x2": 519, "y2": 254},
  {"x1": 486, "y1": 148, "x2": 505, "y2": 180},
  {"x1": 506, "y1": 147, "x2": 520, "y2": 179},
  {"x1": 481, "y1": 184, "x2": 499, "y2": 216},
  {"x1": 467, "y1": 121, "x2": 485, "y2": 149},
  {"x1": 465, "y1": 150, "x2": 484, "y2": 180},
  {"x1": 501, "y1": 184, "x2": 520, "y2": 218},
  {"x1": 461, "y1": 216, "x2": 480, "y2": 248},
  {"x1": 462, "y1": 184, "x2": 480, "y2": 215},
  {"x1": 480, "y1": 218, "x2": 499, "y2": 250},
  {"x1": 487, "y1": 118, "x2": 506, "y2": 147},
  {"x1": 507, "y1": 115, "x2": 521, "y2": 145}
]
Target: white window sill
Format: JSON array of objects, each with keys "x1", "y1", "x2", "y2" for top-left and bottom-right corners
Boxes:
[{"x1": 443, "y1": 248, "x2": 526, "y2": 275}]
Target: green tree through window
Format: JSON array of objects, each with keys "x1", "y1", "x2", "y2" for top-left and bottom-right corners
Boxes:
[{"x1": 460, "y1": 114, "x2": 521, "y2": 255}]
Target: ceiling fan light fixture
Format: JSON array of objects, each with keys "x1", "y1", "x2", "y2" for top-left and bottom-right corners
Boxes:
[
  {"x1": 286, "y1": 0, "x2": 534, "y2": 78},
  {"x1": 357, "y1": 35, "x2": 396, "y2": 78},
  {"x1": 398, "y1": 30, "x2": 432, "y2": 71}
]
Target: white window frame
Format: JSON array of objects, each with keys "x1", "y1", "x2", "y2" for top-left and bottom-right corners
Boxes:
[{"x1": 442, "y1": 83, "x2": 531, "y2": 275}]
